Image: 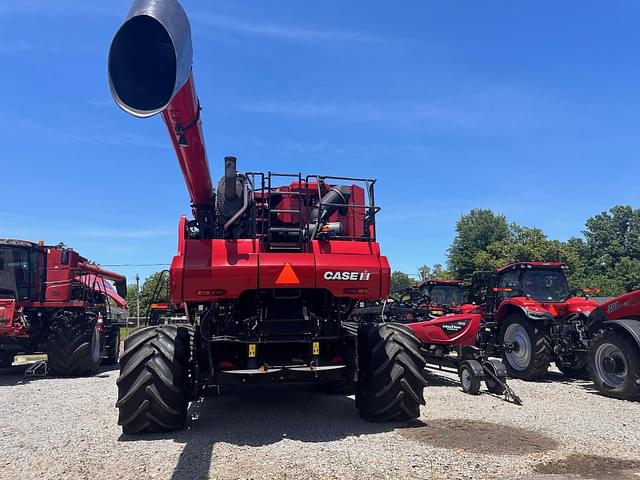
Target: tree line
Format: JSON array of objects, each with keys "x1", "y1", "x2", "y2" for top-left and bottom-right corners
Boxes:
[
  {"x1": 393, "y1": 205, "x2": 640, "y2": 296},
  {"x1": 126, "y1": 271, "x2": 170, "y2": 318}
]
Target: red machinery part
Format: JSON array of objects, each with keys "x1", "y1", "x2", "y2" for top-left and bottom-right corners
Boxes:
[{"x1": 407, "y1": 313, "x2": 482, "y2": 347}]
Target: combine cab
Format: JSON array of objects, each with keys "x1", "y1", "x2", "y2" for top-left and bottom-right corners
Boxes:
[
  {"x1": 108, "y1": 0, "x2": 427, "y2": 433},
  {"x1": 0, "y1": 239, "x2": 127, "y2": 374}
]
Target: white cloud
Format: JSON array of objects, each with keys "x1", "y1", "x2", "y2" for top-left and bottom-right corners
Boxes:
[
  {"x1": 237, "y1": 85, "x2": 579, "y2": 135},
  {"x1": 191, "y1": 12, "x2": 375, "y2": 43},
  {"x1": 0, "y1": 113, "x2": 168, "y2": 149},
  {"x1": 0, "y1": 0, "x2": 123, "y2": 17},
  {"x1": 75, "y1": 228, "x2": 175, "y2": 239}
]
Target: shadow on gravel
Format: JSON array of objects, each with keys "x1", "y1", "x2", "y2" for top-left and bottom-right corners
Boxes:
[
  {"x1": 398, "y1": 419, "x2": 558, "y2": 455},
  {"x1": 534, "y1": 453, "x2": 640, "y2": 479},
  {"x1": 118, "y1": 383, "x2": 417, "y2": 480},
  {"x1": 0, "y1": 364, "x2": 118, "y2": 387}
]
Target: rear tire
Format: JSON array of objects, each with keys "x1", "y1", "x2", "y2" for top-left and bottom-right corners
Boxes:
[
  {"x1": 499, "y1": 314, "x2": 551, "y2": 381},
  {"x1": 47, "y1": 311, "x2": 101, "y2": 377},
  {"x1": 102, "y1": 327, "x2": 121, "y2": 365},
  {"x1": 356, "y1": 323, "x2": 428, "y2": 422},
  {"x1": 116, "y1": 325, "x2": 192, "y2": 434},
  {"x1": 587, "y1": 329, "x2": 640, "y2": 401}
]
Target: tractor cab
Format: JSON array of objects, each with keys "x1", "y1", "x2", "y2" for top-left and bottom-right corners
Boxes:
[
  {"x1": 418, "y1": 280, "x2": 466, "y2": 316},
  {"x1": 473, "y1": 262, "x2": 588, "y2": 320},
  {"x1": 494, "y1": 263, "x2": 570, "y2": 304}
]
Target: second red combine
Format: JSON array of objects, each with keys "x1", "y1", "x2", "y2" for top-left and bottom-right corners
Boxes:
[{"x1": 108, "y1": 0, "x2": 427, "y2": 433}]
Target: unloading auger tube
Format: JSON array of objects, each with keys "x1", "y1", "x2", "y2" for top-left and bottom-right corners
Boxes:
[{"x1": 108, "y1": 0, "x2": 218, "y2": 238}]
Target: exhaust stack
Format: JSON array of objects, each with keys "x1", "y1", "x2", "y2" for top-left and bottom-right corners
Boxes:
[
  {"x1": 224, "y1": 156, "x2": 238, "y2": 202},
  {"x1": 108, "y1": 0, "x2": 215, "y2": 234}
]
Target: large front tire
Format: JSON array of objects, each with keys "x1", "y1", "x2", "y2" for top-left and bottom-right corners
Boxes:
[
  {"x1": 116, "y1": 325, "x2": 192, "y2": 434},
  {"x1": 499, "y1": 314, "x2": 552, "y2": 381},
  {"x1": 587, "y1": 329, "x2": 640, "y2": 401},
  {"x1": 356, "y1": 323, "x2": 428, "y2": 422},
  {"x1": 47, "y1": 311, "x2": 101, "y2": 377}
]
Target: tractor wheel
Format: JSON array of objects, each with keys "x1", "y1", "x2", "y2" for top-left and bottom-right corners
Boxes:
[
  {"x1": 116, "y1": 325, "x2": 192, "y2": 434},
  {"x1": 47, "y1": 311, "x2": 101, "y2": 377},
  {"x1": 102, "y1": 327, "x2": 121, "y2": 365},
  {"x1": 499, "y1": 314, "x2": 552, "y2": 381},
  {"x1": 356, "y1": 322, "x2": 428, "y2": 422},
  {"x1": 587, "y1": 330, "x2": 640, "y2": 401},
  {"x1": 459, "y1": 361, "x2": 481, "y2": 395}
]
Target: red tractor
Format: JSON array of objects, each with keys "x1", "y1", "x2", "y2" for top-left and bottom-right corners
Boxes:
[
  {"x1": 471, "y1": 262, "x2": 600, "y2": 380},
  {"x1": 406, "y1": 262, "x2": 639, "y2": 402},
  {"x1": 586, "y1": 290, "x2": 640, "y2": 400},
  {"x1": 0, "y1": 239, "x2": 127, "y2": 375},
  {"x1": 418, "y1": 279, "x2": 474, "y2": 317},
  {"x1": 108, "y1": 0, "x2": 427, "y2": 433}
]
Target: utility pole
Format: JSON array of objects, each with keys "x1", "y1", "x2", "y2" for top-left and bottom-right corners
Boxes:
[{"x1": 136, "y1": 274, "x2": 140, "y2": 329}]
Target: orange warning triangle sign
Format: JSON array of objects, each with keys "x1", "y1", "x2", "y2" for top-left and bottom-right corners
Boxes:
[{"x1": 276, "y1": 263, "x2": 300, "y2": 285}]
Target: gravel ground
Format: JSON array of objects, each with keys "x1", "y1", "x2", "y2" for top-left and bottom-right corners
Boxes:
[{"x1": 0, "y1": 363, "x2": 639, "y2": 480}]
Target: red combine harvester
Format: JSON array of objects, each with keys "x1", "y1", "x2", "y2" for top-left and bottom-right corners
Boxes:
[
  {"x1": 0, "y1": 239, "x2": 127, "y2": 375},
  {"x1": 108, "y1": 0, "x2": 427, "y2": 433}
]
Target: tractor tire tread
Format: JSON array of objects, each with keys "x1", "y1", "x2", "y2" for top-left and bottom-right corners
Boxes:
[
  {"x1": 117, "y1": 325, "x2": 192, "y2": 434},
  {"x1": 357, "y1": 323, "x2": 427, "y2": 422}
]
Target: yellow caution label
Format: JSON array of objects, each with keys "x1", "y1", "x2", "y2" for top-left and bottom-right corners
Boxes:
[
  {"x1": 248, "y1": 344, "x2": 257, "y2": 358},
  {"x1": 312, "y1": 341, "x2": 320, "y2": 356}
]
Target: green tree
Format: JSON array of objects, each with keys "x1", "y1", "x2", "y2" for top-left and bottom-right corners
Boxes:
[
  {"x1": 576, "y1": 206, "x2": 640, "y2": 295},
  {"x1": 417, "y1": 265, "x2": 431, "y2": 282},
  {"x1": 448, "y1": 209, "x2": 510, "y2": 280},
  {"x1": 417, "y1": 263, "x2": 455, "y2": 281},
  {"x1": 126, "y1": 284, "x2": 139, "y2": 313},
  {"x1": 125, "y1": 271, "x2": 171, "y2": 319},
  {"x1": 391, "y1": 271, "x2": 415, "y2": 291}
]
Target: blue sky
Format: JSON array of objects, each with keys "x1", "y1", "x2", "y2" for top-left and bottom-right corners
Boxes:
[{"x1": 1, "y1": 0, "x2": 639, "y2": 282}]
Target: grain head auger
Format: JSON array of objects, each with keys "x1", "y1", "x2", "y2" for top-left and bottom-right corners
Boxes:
[{"x1": 108, "y1": 0, "x2": 428, "y2": 434}]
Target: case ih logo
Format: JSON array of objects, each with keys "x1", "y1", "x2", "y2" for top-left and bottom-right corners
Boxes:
[{"x1": 324, "y1": 271, "x2": 371, "y2": 281}]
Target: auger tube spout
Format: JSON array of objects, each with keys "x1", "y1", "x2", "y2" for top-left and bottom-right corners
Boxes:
[{"x1": 108, "y1": 0, "x2": 215, "y2": 235}]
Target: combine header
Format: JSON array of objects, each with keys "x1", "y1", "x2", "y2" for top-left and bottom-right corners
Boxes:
[
  {"x1": 109, "y1": 0, "x2": 427, "y2": 433},
  {"x1": 0, "y1": 239, "x2": 127, "y2": 375}
]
